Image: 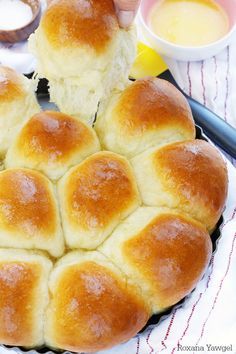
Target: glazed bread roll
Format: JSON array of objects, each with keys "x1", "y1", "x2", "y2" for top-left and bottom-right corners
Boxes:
[
  {"x1": 5, "y1": 111, "x2": 100, "y2": 180},
  {"x1": 45, "y1": 251, "x2": 149, "y2": 353},
  {"x1": 100, "y1": 207, "x2": 212, "y2": 312},
  {"x1": 0, "y1": 66, "x2": 40, "y2": 158},
  {"x1": 58, "y1": 151, "x2": 141, "y2": 249},
  {"x1": 131, "y1": 140, "x2": 228, "y2": 231},
  {"x1": 95, "y1": 77, "x2": 195, "y2": 158},
  {"x1": 29, "y1": 0, "x2": 136, "y2": 121},
  {"x1": 0, "y1": 169, "x2": 64, "y2": 257},
  {"x1": 0, "y1": 249, "x2": 52, "y2": 347}
]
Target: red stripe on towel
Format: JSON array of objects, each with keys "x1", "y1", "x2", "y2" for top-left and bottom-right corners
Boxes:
[
  {"x1": 160, "y1": 309, "x2": 178, "y2": 351},
  {"x1": 136, "y1": 335, "x2": 140, "y2": 354},
  {"x1": 187, "y1": 62, "x2": 192, "y2": 97},
  {"x1": 224, "y1": 46, "x2": 230, "y2": 123},
  {"x1": 201, "y1": 61, "x2": 207, "y2": 106},
  {"x1": 171, "y1": 293, "x2": 203, "y2": 354},
  {"x1": 196, "y1": 231, "x2": 236, "y2": 345},
  {"x1": 146, "y1": 328, "x2": 154, "y2": 354},
  {"x1": 213, "y1": 56, "x2": 219, "y2": 101}
]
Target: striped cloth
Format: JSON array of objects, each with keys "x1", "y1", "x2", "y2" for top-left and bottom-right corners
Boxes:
[{"x1": 165, "y1": 38, "x2": 236, "y2": 167}]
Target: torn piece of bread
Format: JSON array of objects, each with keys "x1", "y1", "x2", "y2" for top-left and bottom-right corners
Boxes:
[{"x1": 29, "y1": 0, "x2": 136, "y2": 122}]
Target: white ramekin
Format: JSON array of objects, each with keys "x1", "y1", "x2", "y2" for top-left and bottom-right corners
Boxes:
[{"x1": 139, "y1": 0, "x2": 236, "y2": 61}]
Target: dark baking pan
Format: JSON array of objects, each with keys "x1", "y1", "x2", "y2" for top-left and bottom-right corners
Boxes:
[{"x1": 2, "y1": 76, "x2": 224, "y2": 354}]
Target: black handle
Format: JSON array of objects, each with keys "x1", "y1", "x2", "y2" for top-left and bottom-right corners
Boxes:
[
  {"x1": 159, "y1": 70, "x2": 236, "y2": 158},
  {"x1": 188, "y1": 98, "x2": 236, "y2": 158}
]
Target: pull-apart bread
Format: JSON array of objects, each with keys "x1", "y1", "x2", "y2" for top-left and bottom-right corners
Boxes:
[
  {"x1": 29, "y1": 0, "x2": 136, "y2": 121},
  {"x1": 0, "y1": 11, "x2": 228, "y2": 351}
]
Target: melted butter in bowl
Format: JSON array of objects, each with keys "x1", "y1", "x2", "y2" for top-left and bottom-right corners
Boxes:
[{"x1": 148, "y1": 0, "x2": 229, "y2": 47}]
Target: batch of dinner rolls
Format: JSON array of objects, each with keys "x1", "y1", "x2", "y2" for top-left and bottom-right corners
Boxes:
[{"x1": 0, "y1": 0, "x2": 228, "y2": 353}]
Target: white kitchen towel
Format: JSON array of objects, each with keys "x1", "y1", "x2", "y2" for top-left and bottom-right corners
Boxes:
[{"x1": 165, "y1": 36, "x2": 236, "y2": 168}]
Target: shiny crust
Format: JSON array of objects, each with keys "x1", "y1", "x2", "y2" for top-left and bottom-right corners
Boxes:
[
  {"x1": 46, "y1": 259, "x2": 149, "y2": 352},
  {"x1": 0, "y1": 262, "x2": 41, "y2": 346},
  {"x1": 66, "y1": 152, "x2": 138, "y2": 229},
  {"x1": 13, "y1": 111, "x2": 98, "y2": 162},
  {"x1": 0, "y1": 169, "x2": 56, "y2": 236},
  {"x1": 100, "y1": 207, "x2": 212, "y2": 312},
  {"x1": 0, "y1": 66, "x2": 26, "y2": 103},
  {"x1": 153, "y1": 140, "x2": 228, "y2": 230},
  {"x1": 0, "y1": 250, "x2": 52, "y2": 347},
  {"x1": 41, "y1": 0, "x2": 119, "y2": 52},
  {"x1": 0, "y1": 169, "x2": 64, "y2": 258},
  {"x1": 123, "y1": 213, "x2": 212, "y2": 309},
  {"x1": 95, "y1": 77, "x2": 196, "y2": 158},
  {"x1": 59, "y1": 151, "x2": 140, "y2": 249},
  {"x1": 5, "y1": 111, "x2": 100, "y2": 180},
  {"x1": 114, "y1": 78, "x2": 195, "y2": 135},
  {"x1": 0, "y1": 66, "x2": 40, "y2": 159}
]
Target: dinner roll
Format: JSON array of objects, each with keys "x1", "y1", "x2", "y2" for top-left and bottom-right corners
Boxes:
[
  {"x1": 0, "y1": 249, "x2": 52, "y2": 347},
  {"x1": 0, "y1": 169, "x2": 64, "y2": 257},
  {"x1": 29, "y1": 0, "x2": 136, "y2": 121},
  {"x1": 131, "y1": 140, "x2": 228, "y2": 231},
  {"x1": 95, "y1": 77, "x2": 195, "y2": 158},
  {"x1": 58, "y1": 151, "x2": 141, "y2": 250},
  {"x1": 45, "y1": 251, "x2": 149, "y2": 352},
  {"x1": 0, "y1": 66, "x2": 40, "y2": 158},
  {"x1": 100, "y1": 207, "x2": 212, "y2": 312},
  {"x1": 5, "y1": 111, "x2": 100, "y2": 180}
]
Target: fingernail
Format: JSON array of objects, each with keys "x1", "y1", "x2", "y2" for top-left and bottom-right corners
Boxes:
[{"x1": 118, "y1": 10, "x2": 134, "y2": 28}]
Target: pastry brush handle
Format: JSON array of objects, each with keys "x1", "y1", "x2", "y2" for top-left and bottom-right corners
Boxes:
[
  {"x1": 159, "y1": 70, "x2": 236, "y2": 159},
  {"x1": 188, "y1": 98, "x2": 236, "y2": 159}
]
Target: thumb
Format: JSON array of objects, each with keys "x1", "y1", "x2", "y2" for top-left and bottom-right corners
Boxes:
[{"x1": 114, "y1": 0, "x2": 140, "y2": 28}]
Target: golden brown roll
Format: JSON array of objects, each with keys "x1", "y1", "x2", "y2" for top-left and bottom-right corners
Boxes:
[
  {"x1": 29, "y1": 0, "x2": 136, "y2": 121},
  {"x1": 0, "y1": 168, "x2": 64, "y2": 257},
  {"x1": 45, "y1": 251, "x2": 149, "y2": 352},
  {"x1": 131, "y1": 140, "x2": 228, "y2": 231},
  {"x1": 0, "y1": 66, "x2": 40, "y2": 158},
  {"x1": 95, "y1": 77, "x2": 195, "y2": 158},
  {"x1": 5, "y1": 111, "x2": 100, "y2": 180},
  {"x1": 0, "y1": 249, "x2": 52, "y2": 347},
  {"x1": 100, "y1": 207, "x2": 212, "y2": 312},
  {"x1": 58, "y1": 151, "x2": 141, "y2": 249}
]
